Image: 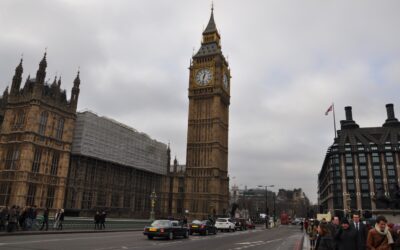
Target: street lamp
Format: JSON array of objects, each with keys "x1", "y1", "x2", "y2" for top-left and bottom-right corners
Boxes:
[
  {"x1": 149, "y1": 189, "x2": 157, "y2": 221},
  {"x1": 258, "y1": 185, "x2": 274, "y2": 229}
]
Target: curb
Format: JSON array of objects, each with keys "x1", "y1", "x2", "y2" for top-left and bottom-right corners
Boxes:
[{"x1": 0, "y1": 228, "x2": 143, "y2": 237}]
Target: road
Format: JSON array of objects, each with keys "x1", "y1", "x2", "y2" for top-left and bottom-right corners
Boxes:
[{"x1": 0, "y1": 225, "x2": 303, "y2": 250}]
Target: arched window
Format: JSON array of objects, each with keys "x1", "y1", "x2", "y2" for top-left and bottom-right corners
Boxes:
[
  {"x1": 55, "y1": 118, "x2": 64, "y2": 140},
  {"x1": 50, "y1": 152, "x2": 60, "y2": 176},
  {"x1": 38, "y1": 112, "x2": 48, "y2": 135}
]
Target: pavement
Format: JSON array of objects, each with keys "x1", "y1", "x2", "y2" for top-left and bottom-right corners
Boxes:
[{"x1": 0, "y1": 225, "x2": 304, "y2": 250}]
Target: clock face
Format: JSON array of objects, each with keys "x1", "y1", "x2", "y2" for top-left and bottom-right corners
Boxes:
[
  {"x1": 195, "y1": 68, "x2": 212, "y2": 86},
  {"x1": 223, "y1": 74, "x2": 229, "y2": 90}
]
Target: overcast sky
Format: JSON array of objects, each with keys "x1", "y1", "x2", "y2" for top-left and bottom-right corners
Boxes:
[{"x1": 1, "y1": 0, "x2": 400, "y2": 203}]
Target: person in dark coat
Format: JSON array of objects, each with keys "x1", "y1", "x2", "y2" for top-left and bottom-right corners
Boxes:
[
  {"x1": 40, "y1": 208, "x2": 49, "y2": 231},
  {"x1": 316, "y1": 222, "x2": 335, "y2": 250},
  {"x1": 94, "y1": 211, "x2": 100, "y2": 230},
  {"x1": 335, "y1": 218, "x2": 359, "y2": 250},
  {"x1": 100, "y1": 211, "x2": 106, "y2": 230},
  {"x1": 350, "y1": 213, "x2": 367, "y2": 250}
]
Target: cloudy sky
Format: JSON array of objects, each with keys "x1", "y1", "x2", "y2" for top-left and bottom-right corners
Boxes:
[{"x1": 1, "y1": 0, "x2": 400, "y2": 203}]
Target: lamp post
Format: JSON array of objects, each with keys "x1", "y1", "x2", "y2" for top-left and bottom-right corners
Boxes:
[
  {"x1": 258, "y1": 185, "x2": 274, "y2": 229},
  {"x1": 150, "y1": 189, "x2": 157, "y2": 221}
]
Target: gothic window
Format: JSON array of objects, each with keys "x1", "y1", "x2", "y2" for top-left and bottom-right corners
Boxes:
[
  {"x1": 26, "y1": 183, "x2": 36, "y2": 206},
  {"x1": 31, "y1": 147, "x2": 42, "y2": 173},
  {"x1": 38, "y1": 111, "x2": 48, "y2": 136},
  {"x1": 5, "y1": 146, "x2": 19, "y2": 170},
  {"x1": 50, "y1": 152, "x2": 60, "y2": 176},
  {"x1": 55, "y1": 118, "x2": 64, "y2": 140},
  {"x1": 0, "y1": 182, "x2": 12, "y2": 206},
  {"x1": 123, "y1": 194, "x2": 131, "y2": 208},
  {"x1": 97, "y1": 192, "x2": 106, "y2": 207},
  {"x1": 111, "y1": 193, "x2": 120, "y2": 207},
  {"x1": 82, "y1": 191, "x2": 93, "y2": 209},
  {"x1": 45, "y1": 186, "x2": 56, "y2": 208},
  {"x1": 12, "y1": 110, "x2": 25, "y2": 130}
]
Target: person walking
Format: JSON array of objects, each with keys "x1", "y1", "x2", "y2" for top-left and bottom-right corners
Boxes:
[
  {"x1": 316, "y1": 223, "x2": 335, "y2": 250},
  {"x1": 351, "y1": 213, "x2": 368, "y2": 250},
  {"x1": 40, "y1": 208, "x2": 49, "y2": 231},
  {"x1": 53, "y1": 209, "x2": 60, "y2": 229},
  {"x1": 7, "y1": 205, "x2": 17, "y2": 232},
  {"x1": 100, "y1": 211, "x2": 106, "y2": 230},
  {"x1": 335, "y1": 218, "x2": 359, "y2": 250},
  {"x1": 0, "y1": 207, "x2": 8, "y2": 231},
  {"x1": 367, "y1": 215, "x2": 394, "y2": 250},
  {"x1": 94, "y1": 211, "x2": 100, "y2": 230},
  {"x1": 57, "y1": 209, "x2": 64, "y2": 230}
]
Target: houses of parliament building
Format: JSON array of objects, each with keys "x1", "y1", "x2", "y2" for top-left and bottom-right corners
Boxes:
[{"x1": 0, "y1": 8, "x2": 231, "y2": 219}]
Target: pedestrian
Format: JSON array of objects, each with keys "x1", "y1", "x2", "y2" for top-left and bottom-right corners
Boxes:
[
  {"x1": 308, "y1": 219, "x2": 318, "y2": 249},
  {"x1": 351, "y1": 213, "x2": 367, "y2": 250},
  {"x1": 57, "y1": 209, "x2": 64, "y2": 230},
  {"x1": 0, "y1": 206, "x2": 8, "y2": 231},
  {"x1": 367, "y1": 215, "x2": 394, "y2": 250},
  {"x1": 316, "y1": 223, "x2": 335, "y2": 250},
  {"x1": 94, "y1": 211, "x2": 100, "y2": 230},
  {"x1": 300, "y1": 220, "x2": 304, "y2": 232},
  {"x1": 53, "y1": 209, "x2": 60, "y2": 229},
  {"x1": 40, "y1": 208, "x2": 49, "y2": 231},
  {"x1": 334, "y1": 218, "x2": 358, "y2": 250},
  {"x1": 19, "y1": 207, "x2": 28, "y2": 230},
  {"x1": 100, "y1": 211, "x2": 106, "y2": 230},
  {"x1": 305, "y1": 219, "x2": 309, "y2": 232},
  {"x1": 7, "y1": 205, "x2": 17, "y2": 232}
]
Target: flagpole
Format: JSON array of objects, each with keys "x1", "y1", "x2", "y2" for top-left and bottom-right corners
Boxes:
[{"x1": 333, "y1": 103, "x2": 337, "y2": 139}]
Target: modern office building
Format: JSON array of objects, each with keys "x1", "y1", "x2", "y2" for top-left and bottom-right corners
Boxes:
[{"x1": 318, "y1": 104, "x2": 400, "y2": 217}]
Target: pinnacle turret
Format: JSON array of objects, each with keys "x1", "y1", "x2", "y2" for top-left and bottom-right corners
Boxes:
[
  {"x1": 11, "y1": 58, "x2": 23, "y2": 95},
  {"x1": 35, "y1": 52, "x2": 47, "y2": 84}
]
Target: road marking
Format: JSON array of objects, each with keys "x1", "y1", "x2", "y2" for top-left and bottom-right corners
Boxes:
[{"x1": 230, "y1": 238, "x2": 282, "y2": 250}]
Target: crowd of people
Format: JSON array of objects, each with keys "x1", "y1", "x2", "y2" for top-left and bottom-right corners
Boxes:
[
  {"x1": 0, "y1": 206, "x2": 65, "y2": 232},
  {"x1": 305, "y1": 213, "x2": 400, "y2": 250}
]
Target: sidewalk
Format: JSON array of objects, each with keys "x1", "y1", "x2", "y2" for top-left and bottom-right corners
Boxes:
[
  {"x1": 0, "y1": 228, "x2": 143, "y2": 237},
  {"x1": 302, "y1": 233, "x2": 315, "y2": 250}
]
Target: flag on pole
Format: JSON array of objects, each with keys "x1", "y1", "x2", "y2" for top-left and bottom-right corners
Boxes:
[{"x1": 325, "y1": 104, "x2": 333, "y2": 116}]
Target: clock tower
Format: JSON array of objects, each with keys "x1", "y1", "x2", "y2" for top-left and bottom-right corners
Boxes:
[{"x1": 184, "y1": 7, "x2": 231, "y2": 218}]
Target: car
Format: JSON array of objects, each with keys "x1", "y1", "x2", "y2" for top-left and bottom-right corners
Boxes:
[
  {"x1": 215, "y1": 218, "x2": 236, "y2": 232},
  {"x1": 246, "y1": 220, "x2": 256, "y2": 229},
  {"x1": 189, "y1": 220, "x2": 217, "y2": 235},
  {"x1": 143, "y1": 220, "x2": 189, "y2": 240},
  {"x1": 234, "y1": 218, "x2": 247, "y2": 231}
]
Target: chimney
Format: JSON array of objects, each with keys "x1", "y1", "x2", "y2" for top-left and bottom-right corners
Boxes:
[
  {"x1": 345, "y1": 106, "x2": 353, "y2": 121},
  {"x1": 340, "y1": 106, "x2": 359, "y2": 129},
  {"x1": 383, "y1": 103, "x2": 400, "y2": 127}
]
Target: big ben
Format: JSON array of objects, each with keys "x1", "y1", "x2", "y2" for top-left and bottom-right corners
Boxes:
[{"x1": 184, "y1": 7, "x2": 231, "y2": 219}]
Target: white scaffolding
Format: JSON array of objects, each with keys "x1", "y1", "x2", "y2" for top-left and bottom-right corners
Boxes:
[{"x1": 71, "y1": 111, "x2": 168, "y2": 175}]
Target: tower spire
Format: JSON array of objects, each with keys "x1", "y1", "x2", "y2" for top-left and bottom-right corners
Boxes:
[
  {"x1": 36, "y1": 51, "x2": 47, "y2": 84},
  {"x1": 203, "y1": 3, "x2": 217, "y2": 34},
  {"x1": 11, "y1": 57, "x2": 23, "y2": 95}
]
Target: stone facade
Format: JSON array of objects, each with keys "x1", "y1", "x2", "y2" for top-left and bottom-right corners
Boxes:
[
  {"x1": 183, "y1": 8, "x2": 231, "y2": 219},
  {"x1": 0, "y1": 54, "x2": 79, "y2": 212}
]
